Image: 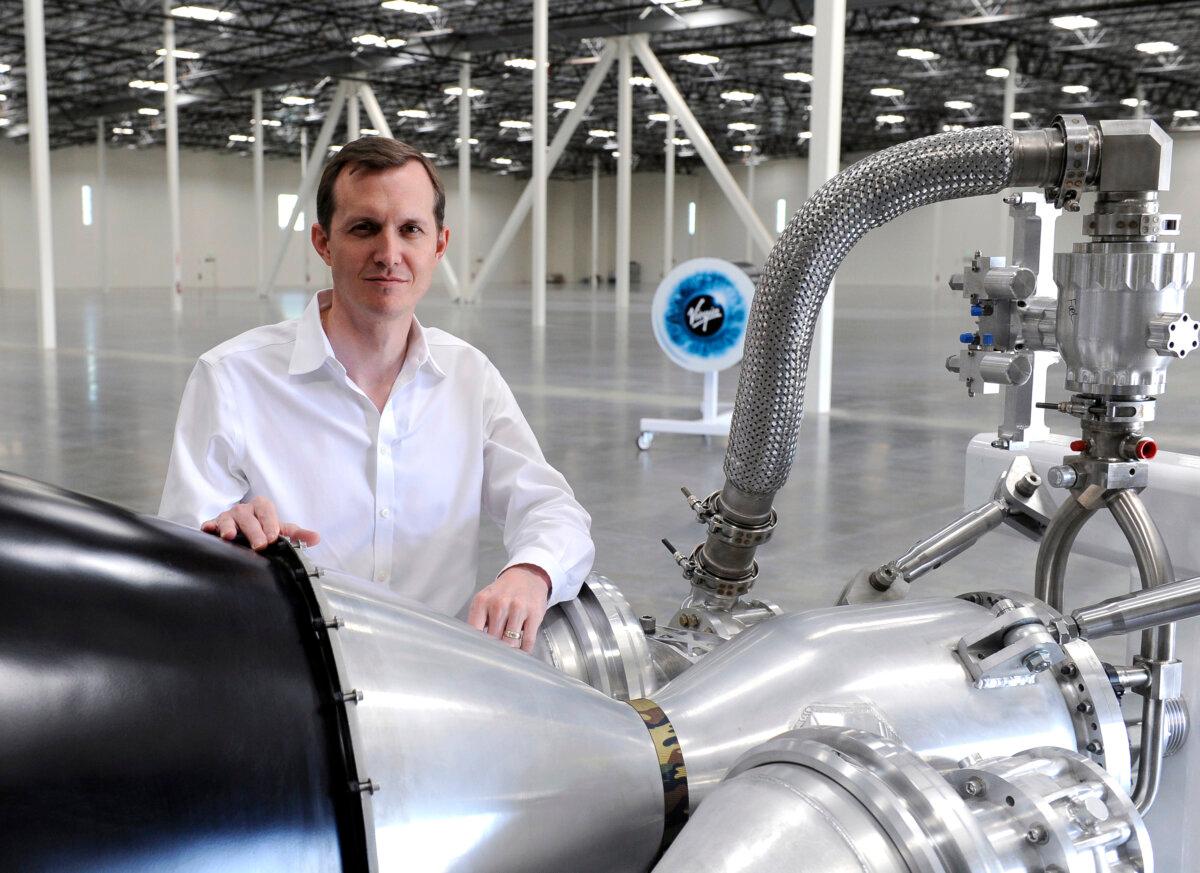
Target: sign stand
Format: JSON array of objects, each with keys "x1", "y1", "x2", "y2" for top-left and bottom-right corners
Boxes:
[{"x1": 637, "y1": 258, "x2": 752, "y2": 451}]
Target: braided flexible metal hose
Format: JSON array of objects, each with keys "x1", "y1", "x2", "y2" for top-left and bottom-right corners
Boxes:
[{"x1": 725, "y1": 127, "x2": 1020, "y2": 500}]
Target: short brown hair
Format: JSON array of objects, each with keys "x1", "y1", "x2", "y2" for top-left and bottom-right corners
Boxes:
[{"x1": 316, "y1": 137, "x2": 446, "y2": 232}]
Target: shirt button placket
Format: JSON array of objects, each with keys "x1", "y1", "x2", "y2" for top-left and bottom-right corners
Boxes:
[{"x1": 374, "y1": 406, "x2": 398, "y2": 586}]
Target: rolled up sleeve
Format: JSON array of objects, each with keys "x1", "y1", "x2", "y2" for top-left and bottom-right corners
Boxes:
[
  {"x1": 480, "y1": 363, "x2": 594, "y2": 607},
  {"x1": 158, "y1": 359, "x2": 249, "y2": 528}
]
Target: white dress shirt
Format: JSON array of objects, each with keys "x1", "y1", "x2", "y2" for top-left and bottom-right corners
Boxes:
[{"x1": 159, "y1": 289, "x2": 594, "y2": 616}]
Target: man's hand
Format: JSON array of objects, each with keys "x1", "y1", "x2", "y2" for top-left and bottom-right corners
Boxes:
[
  {"x1": 467, "y1": 564, "x2": 552, "y2": 654},
  {"x1": 201, "y1": 495, "x2": 320, "y2": 551}
]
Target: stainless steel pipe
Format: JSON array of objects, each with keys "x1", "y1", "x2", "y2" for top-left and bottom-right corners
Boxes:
[
  {"x1": 1072, "y1": 574, "x2": 1200, "y2": 642},
  {"x1": 709, "y1": 124, "x2": 1074, "y2": 584}
]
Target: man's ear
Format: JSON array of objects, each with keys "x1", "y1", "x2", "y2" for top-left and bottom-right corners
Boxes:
[
  {"x1": 311, "y1": 222, "x2": 333, "y2": 267},
  {"x1": 434, "y1": 225, "x2": 450, "y2": 262}
]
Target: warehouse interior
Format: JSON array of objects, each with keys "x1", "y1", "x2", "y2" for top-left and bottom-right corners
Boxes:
[{"x1": 3, "y1": 1, "x2": 1200, "y2": 871}]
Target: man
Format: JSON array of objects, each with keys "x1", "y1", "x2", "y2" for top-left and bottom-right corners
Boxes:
[{"x1": 159, "y1": 137, "x2": 594, "y2": 652}]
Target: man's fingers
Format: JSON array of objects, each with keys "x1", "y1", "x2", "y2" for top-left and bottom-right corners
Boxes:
[
  {"x1": 520, "y1": 609, "x2": 545, "y2": 654},
  {"x1": 279, "y1": 523, "x2": 321, "y2": 546},
  {"x1": 486, "y1": 599, "x2": 510, "y2": 640},
  {"x1": 504, "y1": 607, "x2": 529, "y2": 649},
  {"x1": 201, "y1": 518, "x2": 219, "y2": 534},
  {"x1": 230, "y1": 505, "x2": 269, "y2": 550},
  {"x1": 251, "y1": 498, "x2": 281, "y2": 544},
  {"x1": 215, "y1": 514, "x2": 238, "y2": 541},
  {"x1": 466, "y1": 592, "x2": 488, "y2": 631}
]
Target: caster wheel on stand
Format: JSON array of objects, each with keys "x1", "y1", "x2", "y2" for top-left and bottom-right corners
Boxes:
[{"x1": 637, "y1": 432, "x2": 654, "y2": 451}]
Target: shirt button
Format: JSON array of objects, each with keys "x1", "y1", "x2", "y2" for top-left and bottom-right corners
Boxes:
[
  {"x1": 379, "y1": 507, "x2": 390, "y2": 518},
  {"x1": 379, "y1": 444, "x2": 389, "y2": 455},
  {"x1": 375, "y1": 571, "x2": 387, "y2": 583}
]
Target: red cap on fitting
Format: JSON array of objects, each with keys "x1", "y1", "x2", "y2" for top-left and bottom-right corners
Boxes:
[
  {"x1": 1135, "y1": 438, "x2": 1158, "y2": 460},
  {"x1": 1070, "y1": 439, "x2": 1089, "y2": 453}
]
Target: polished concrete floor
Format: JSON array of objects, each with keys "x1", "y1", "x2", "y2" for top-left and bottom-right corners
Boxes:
[{"x1": 3, "y1": 278, "x2": 1198, "y2": 630}]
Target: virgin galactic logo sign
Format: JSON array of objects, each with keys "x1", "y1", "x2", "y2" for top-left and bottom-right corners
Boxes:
[{"x1": 685, "y1": 295, "x2": 725, "y2": 337}]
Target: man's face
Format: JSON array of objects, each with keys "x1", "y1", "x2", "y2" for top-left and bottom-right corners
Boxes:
[{"x1": 311, "y1": 161, "x2": 450, "y2": 321}]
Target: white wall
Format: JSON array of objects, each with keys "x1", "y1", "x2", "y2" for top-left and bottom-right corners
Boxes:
[{"x1": 5, "y1": 129, "x2": 1200, "y2": 295}]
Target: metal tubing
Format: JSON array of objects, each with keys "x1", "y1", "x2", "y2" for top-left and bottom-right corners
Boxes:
[
  {"x1": 471, "y1": 46, "x2": 616, "y2": 297},
  {"x1": 163, "y1": 0, "x2": 182, "y2": 310},
  {"x1": 663, "y1": 115, "x2": 675, "y2": 279},
  {"x1": 1071, "y1": 574, "x2": 1200, "y2": 643},
  {"x1": 1108, "y1": 489, "x2": 1176, "y2": 659},
  {"x1": 253, "y1": 89, "x2": 265, "y2": 298},
  {"x1": 458, "y1": 55, "x2": 472, "y2": 301},
  {"x1": 532, "y1": 0, "x2": 549, "y2": 326},
  {"x1": 1033, "y1": 494, "x2": 1097, "y2": 610},
  {"x1": 265, "y1": 82, "x2": 348, "y2": 292},
  {"x1": 631, "y1": 36, "x2": 773, "y2": 256},
  {"x1": 615, "y1": 38, "x2": 632, "y2": 310},
  {"x1": 889, "y1": 499, "x2": 1007, "y2": 584}
]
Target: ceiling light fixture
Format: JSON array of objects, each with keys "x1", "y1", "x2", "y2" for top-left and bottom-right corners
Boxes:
[
  {"x1": 504, "y1": 58, "x2": 536, "y2": 70},
  {"x1": 443, "y1": 85, "x2": 484, "y2": 97},
  {"x1": 944, "y1": 99, "x2": 974, "y2": 110},
  {"x1": 672, "y1": 137, "x2": 691, "y2": 146},
  {"x1": 138, "y1": 107, "x2": 160, "y2": 116},
  {"x1": 1173, "y1": 109, "x2": 1199, "y2": 118},
  {"x1": 1050, "y1": 15, "x2": 1098, "y2": 30},
  {"x1": 170, "y1": 5, "x2": 235, "y2": 22},
  {"x1": 554, "y1": 100, "x2": 577, "y2": 110},
  {"x1": 791, "y1": 24, "x2": 815, "y2": 37},
  {"x1": 491, "y1": 157, "x2": 513, "y2": 165},
  {"x1": 228, "y1": 133, "x2": 255, "y2": 142},
  {"x1": 876, "y1": 113, "x2": 905, "y2": 124},
  {"x1": 720, "y1": 90, "x2": 756, "y2": 102},
  {"x1": 870, "y1": 86, "x2": 904, "y2": 98},
  {"x1": 589, "y1": 128, "x2": 616, "y2": 138},
  {"x1": 727, "y1": 121, "x2": 757, "y2": 132},
  {"x1": 733, "y1": 144, "x2": 753, "y2": 152},
  {"x1": 1120, "y1": 97, "x2": 1145, "y2": 108},
  {"x1": 629, "y1": 75, "x2": 654, "y2": 87},
  {"x1": 783, "y1": 71, "x2": 813, "y2": 83},
  {"x1": 156, "y1": 47, "x2": 202, "y2": 60},
  {"x1": 897, "y1": 48, "x2": 939, "y2": 61},
  {"x1": 1136, "y1": 41, "x2": 1179, "y2": 54},
  {"x1": 1011, "y1": 111, "x2": 1032, "y2": 120},
  {"x1": 360, "y1": 128, "x2": 379, "y2": 135},
  {"x1": 454, "y1": 136, "x2": 479, "y2": 145},
  {"x1": 397, "y1": 108, "x2": 430, "y2": 118},
  {"x1": 942, "y1": 123, "x2": 965, "y2": 132},
  {"x1": 986, "y1": 67, "x2": 1010, "y2": 78},
  {"x1": 128, "y1": 79, "x2": 168, "y2": 92},
  {"x1": 0, "y1": 64, "x2": 10, "y2": 74},
  {"x1": 1061, "y1": 84, "x2": 1090, "y2": 94},
  {"x1": 680, "y1": 52, "x2": 719, "y2": 65},
  {"x1": 112, "y1": 126, "x2": 134, "y2": 135},
  {"x1": 281, "y1": 95, "x2": 314, "y2": 106},
  {"x1": 381, "y1": 0, "x2": 440, "y2": 13},
  {"x1": 798, "y1": 130, "x2": 812, "y2": 140},
  {"x1": 499, "y1": 119, "x2": 532, "y2": 129},
  {"x1": 251, "y1": 118, "x2": 282, "y2": 127}
]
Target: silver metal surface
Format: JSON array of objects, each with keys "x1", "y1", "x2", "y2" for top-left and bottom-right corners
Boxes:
[
  {"x1": 1072, "y1": 573, "x2": 1200, "y2": 641},
  {"x1": 651, "y1": 761, "x2": 911, "y2": 873},
  {"x1": 1054, "y1": 245, "x2": 1194, "y2": 396},
  {"x1": 1095, "y1": 118, "x2": 1172, "y2": 194},
  {"x1": 305, "y1": 566, "x2": 665, "y2": 873},
  {"x1": 652, "y1": 597, "x2": 1082, "y2": 807},
  {"x1": 535, "y1": 573, "x2": 657, "y2": 699}
]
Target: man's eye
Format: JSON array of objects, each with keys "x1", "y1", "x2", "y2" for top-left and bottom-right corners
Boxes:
[
  {"x1": 352, "y1": 224, "x2": 375, "y2": 234},
  {"x1": 403, "y1": 224, "x2": 423, "y2": 234}
]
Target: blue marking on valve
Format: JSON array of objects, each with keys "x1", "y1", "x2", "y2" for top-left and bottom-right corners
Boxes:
[
  {"x1": 982, "y1": 333, "x2": 994, "y2": 346},
  {"x1": 970, "y1": 305, "x2": 983, "y2": 317},
  {"x1": 959, "y1": 332, "x2": 975, "y2": 344}
]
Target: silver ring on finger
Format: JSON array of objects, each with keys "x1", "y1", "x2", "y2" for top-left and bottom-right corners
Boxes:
[{"x1": 503, "y1": 629, "x2": 523, "y2": 641}]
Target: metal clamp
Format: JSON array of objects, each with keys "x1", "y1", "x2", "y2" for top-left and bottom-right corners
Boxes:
[
  {"x1": 957, "y1": 598, "x2": 1068, "y2": 689},
  {"x1": 1048, "y1": 114, "x2": 1094, "y2": 211},
  {"x1": 1133, "y1": 657, "x2": 1184, "y2": 700},
  {"x1": 681, "y1": 487, "x2": 777, "y2": 549}
]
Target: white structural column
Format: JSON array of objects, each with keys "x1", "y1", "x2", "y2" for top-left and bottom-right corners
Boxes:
[
  {"x1": 23, "y1": 0, "x2": 55, "y2": 348},
  {"x1": 471, "y1": 45, "x2": 616, "y2": 296},
  {"x1": 532, "y1": 0, "x2": 548, "y2": 326},
  {"x1": 97, "y1": 118, "x2": 108, "y2": 294},
  {"x1": 253, "y1": 89, "x2": 265, "y2": 297},
  {"x1": 591, "y1": 155, "x2": 600, "y2": 292},
  {"x1": 807, "y1": 0, "x2": 846, "y2": 414},
  {"x1": 458, "y1": 55, "x2": 472, "y2": 301},
  {"x1": 632, "y1": 36, "x2": 773, "y2": 256},
  {"x1": 1134, "y1": 84, "x2": 1146, "y2": 119},
  {"x1": 615, "y1": 38, "x2": 633, "y2": 309},
  {"x1": 663, "y1": 115, "x2": 675, "y2": 278},
  {"x1": 744, "y1": 158, "x2": 757, "y2": 262},
  {"x1": 346, "y1": 84, "x2": 359, "y2": 140},
  {"x1": 163, "y1": 0, "x2": 183, "y2": 310},
  {"x1": 299, "y1": 127, "x2": 311, "y2": 287},
  {"x1": 266, "y1": 82, "x2": 348, "y2": 292},
  {"x1": 358, "y1": 83, "x2": 461, "y2": 297}
]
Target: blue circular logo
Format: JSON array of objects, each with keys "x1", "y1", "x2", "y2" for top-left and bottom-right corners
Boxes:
[{"x1": 663, "y1": 271, "x2": 746, "y2": 359}]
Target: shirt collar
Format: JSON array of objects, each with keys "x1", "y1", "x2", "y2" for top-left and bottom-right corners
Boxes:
[{"x1": 288, "y1": 288, "x2": 446, "y2": 381}]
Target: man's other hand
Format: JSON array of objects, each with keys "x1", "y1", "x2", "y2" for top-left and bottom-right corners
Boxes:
[
  {"x1": 201, "y1": 496, "x2": 321, "y2": 551},
  {"x1": 467, "y1": 564, "x2": 552, "y2": 654}
]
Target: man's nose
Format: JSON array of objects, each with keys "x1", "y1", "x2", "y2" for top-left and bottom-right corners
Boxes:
[{"x1": 373, "y1": 229, "x2": 405, "y2": 267}]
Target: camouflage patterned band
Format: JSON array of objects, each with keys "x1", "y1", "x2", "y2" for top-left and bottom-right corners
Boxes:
[{"x1": 628, "y1": 697, "x2": 689, "y2": 850}]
